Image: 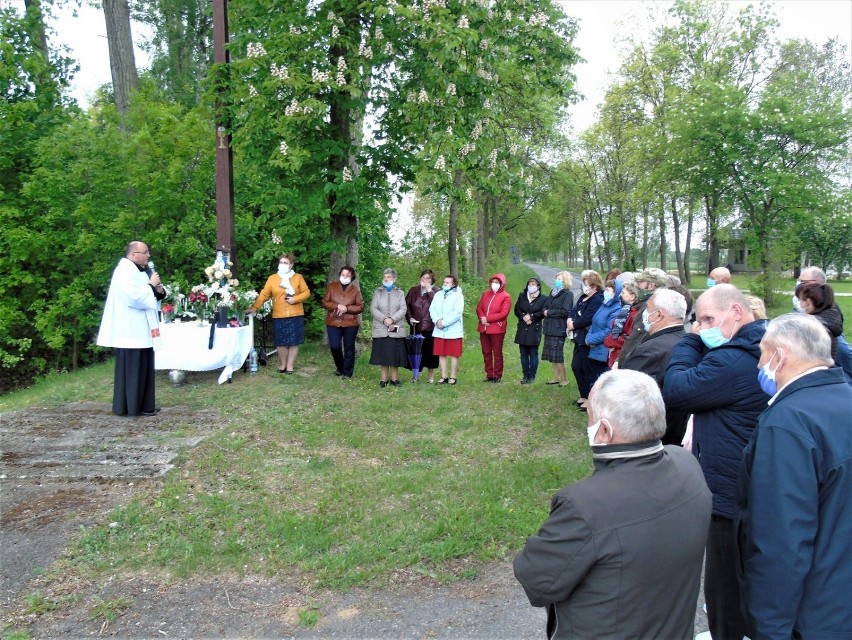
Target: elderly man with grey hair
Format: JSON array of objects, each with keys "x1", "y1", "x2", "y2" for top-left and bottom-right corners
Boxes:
[
  {"x1": 735, "y1": 313, "x2": 852, "y2": 639},
  {"x1": 514, "y1": 370, "x2": 712, "y2": 640},
  {"x1": 621, "y1": 288, "x2": 690, "y2": 444}
]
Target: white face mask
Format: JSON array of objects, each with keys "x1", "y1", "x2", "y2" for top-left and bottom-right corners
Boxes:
[
  {"x1": 582, "y1": 284, "x2": 592, "y2": 295},
  {"x1": 528, "y1": 285, "x2": 538, "y2": 295},
  {"x1": 587, "y1": 420, "x2": 608, "y2": 447},
  {"x1": 278, "y1": 263, "x2": 291, "y2": 275},
  {"x1": 491, "y1": 282, "x2": 500, "y2": 293},
  {"x1": 339, "y1": 276, "x2": 351, "y2": 285}
]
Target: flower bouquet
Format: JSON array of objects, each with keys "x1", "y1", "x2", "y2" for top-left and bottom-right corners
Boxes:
[
  {"x1": 188, "y1": 286, "x2": 214, "y2": 324},
  {"x1": 161, "y1": 303, "x2": 176, "y2": 323}
]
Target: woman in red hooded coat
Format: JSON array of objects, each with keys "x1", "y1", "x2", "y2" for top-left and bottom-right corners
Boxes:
[{"x1": 476, "y1": 273, "x2": 512, "y2": 382}]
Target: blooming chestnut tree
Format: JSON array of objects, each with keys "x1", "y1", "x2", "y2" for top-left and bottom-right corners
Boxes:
[{"x1": 228, "y1": 0, "x2": 578, "y2": 277}]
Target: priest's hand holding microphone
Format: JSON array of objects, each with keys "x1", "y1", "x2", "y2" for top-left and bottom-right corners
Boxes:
[{"x1": 146, "y1": 260, "x2": 165, "y2": 295}]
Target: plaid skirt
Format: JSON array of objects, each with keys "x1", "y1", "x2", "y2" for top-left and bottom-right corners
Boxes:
[{"x1": 541, "y1": 335, "x2": 566, "y2": 363}]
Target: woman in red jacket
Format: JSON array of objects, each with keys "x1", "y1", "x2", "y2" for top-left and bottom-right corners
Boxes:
[{"x1": 476, "y1": 273, "x2": 512, "y2": 382}]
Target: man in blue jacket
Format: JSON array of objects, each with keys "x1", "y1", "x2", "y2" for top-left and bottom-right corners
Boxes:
[
  {"x1": 735, "y1": 313, "x2": 852, "y2": 640},
  {"x1": 663, "y1": 284, "x2": 768, "y2": 640}
]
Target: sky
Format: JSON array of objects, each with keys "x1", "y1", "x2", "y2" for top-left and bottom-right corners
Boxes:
[{"x1": 32, "y1": 1, "x2": 852, "y2": 132}]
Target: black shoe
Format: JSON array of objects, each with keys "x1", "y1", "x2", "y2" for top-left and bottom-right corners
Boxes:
[
  {"x1": 334, "y1": 370, "x2": 343, "y2": 377},
  {"x1": 379, "y1": 381, "x2": 388, "y2": 388},
  {"x1": 138, "y1": 410, "x2": 158, "y2": 417},
  {"x1": 390, "y1": 380, "x2": 401, "y2": 387},
  {"x1": 520, "y1": 378, "x2": 529, "y2": 384},
  {"x1": 484, "y1": 377, "x2": 494, "y2": 382},
  {"x1": 492, "y1": 377, "x2": 501, "y2": 383}
]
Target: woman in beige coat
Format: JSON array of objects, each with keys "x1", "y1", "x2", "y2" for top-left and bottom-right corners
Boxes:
[{"x1": 369, "y1": 268, "x2": 408, "y2": 387}]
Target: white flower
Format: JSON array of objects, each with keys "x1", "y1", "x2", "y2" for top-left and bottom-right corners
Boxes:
[
  {"x1": 336, "y1": 72, "x2": 346, "y2": 85},
  {"x1": 483, "y1": 98, "x2": 491, "y2": 109},
  {"x1": 418, "y1": 88, "x2": 429, "y2": 103},
  {"x1": 312, "y1": 68, "x2": 330, "y2": 83},
  {"x1": 285, "y1": 100, "x2": 301, "y2": 116},
  {"x1": 342, "y1": 167, "x2": 353, "y2": 182},
  {"x1": 435, "y1": 155, "x2": 446, "y2": 170},
  {"x1": 337, "y1": 56, "x2": 347, "y2": 70},
  {"x1": 384, "y1": 42, "x2": 394, "y2": 55},
  {"x1": 290, "y1": 25, "x2": 300, "y2": 34},
  {"x1": 446, "y1": 126, "x2": 453, "y2": 135},
  {"x1": 480, "y1": 39, "x2": 490, "y2": 51},
  {"x1": 248, "y1": 85, "x2": 258, "y2": 98},
  {"x1": 458, "y1": 15, "x2": 469, "y2": 28},
  {"x1": 331, "y1": 24, "x2": 340, "y2": 38},
  {"x1": 229, "y1": 279, "x2": 240, "y2": 287},
  {"x1": 271, "y1": 63, "x2": 288, "y2": 80},
  {"x1": 205, "y1": 266, "x2": 215, "y2": 277},
  {"x1": 471, "y1": 120, "x2": 483, "y2": 140},
  {"x1": 279, "y1": 140, "x2": 288, "y2": 155},
  {"x1": 247, "y1": 42, "x2": 267, "y2": 58},
  {"x1": 489, "y1": 149, "x2": 498, "y2": 169},
  {"x1": 214, "y1": 270, "x2": 224, "y2": 280},
  {"x1": 359, "y1": 43, "x2": 373, "y2": 59},
  {"x1": 458, "y1": 97, "x2": 464, "y2": 107},
  {"x1": 375, "y1": 26, "x2": 384, "y2": 40},
  {"x1": 271, "y1": 230, "x2": 282, "y2": 245},
  {"x1": 505, "y1": 10, "x2": 512, "y2": 20},
  {"x1": 446, "y1": 83, "x2": 456, "y2": 96}
]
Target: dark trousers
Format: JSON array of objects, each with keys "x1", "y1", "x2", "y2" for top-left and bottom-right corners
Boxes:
[
  {"x1": 113, "y1": 347, "x2": 156, "y2": 416},
  {"x1": 571, "y1": 344, "x2": 592, "y2": 397},
  {"x1": 480, "y1": 332, "x2": 505, "y2": 379},
  {"x1": 519, "y1": 345, "x2": 539, "y2": 380},
  {"x1": 587, "y1": 357, "x2": 609, "y2": 390},
  {"x1": 327, "y1": 325, "x2": 359, "y2": 377},
  {"x1": 706, "y1": 515, "x2": 753, "y2": 640}
]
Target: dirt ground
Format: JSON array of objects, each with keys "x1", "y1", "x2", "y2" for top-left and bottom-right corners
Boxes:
[{"x1": 1, "y1": 401, "x2": 707, "y2": 639}]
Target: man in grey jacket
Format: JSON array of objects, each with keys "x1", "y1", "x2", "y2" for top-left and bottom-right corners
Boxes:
[{"x1": 514, "y1": 369, "x2": 712, "y2": 639}]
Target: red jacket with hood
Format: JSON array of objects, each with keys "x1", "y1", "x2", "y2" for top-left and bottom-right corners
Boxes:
[{"x1": 476, "y1": 273, "x2": 512, "y2": 335}]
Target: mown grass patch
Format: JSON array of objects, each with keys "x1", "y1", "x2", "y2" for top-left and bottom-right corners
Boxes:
[{"x1": 7, "y1": 262, "x2": 592, "y2": 591}]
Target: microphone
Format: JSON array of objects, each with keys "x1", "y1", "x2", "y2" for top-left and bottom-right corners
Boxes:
[{"x1": 147, "y1": 260, "x2": 155, "y2": 276}]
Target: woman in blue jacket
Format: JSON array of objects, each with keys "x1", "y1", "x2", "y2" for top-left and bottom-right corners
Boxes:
[
  {"x1": 567, "y1": 271, "x2": 604, "y2": 409},
  {"x1": 429, "y1": 275, "x2": 464, "y2": 385},
  {"x1": 584, "y1": 278, "x2": 624, "y2": 395}
]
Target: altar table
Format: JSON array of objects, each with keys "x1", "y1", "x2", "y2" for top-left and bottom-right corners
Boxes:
[{"x1": 154, "y1": 318, "x2": 253, "y2": 384}]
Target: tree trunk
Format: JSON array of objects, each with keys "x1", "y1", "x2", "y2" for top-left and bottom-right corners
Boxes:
[
  {"x1": 448, "y1": 170, "x2": 463, "y2": 276},
  {"x1": 658, "y1": 198, "x2": 667, "y2": 271},
  {"x1": 671, "y1": 196, "x2": 685, "y2": 282},
  {"x1": 475, "y1": 196, "x2": 486, "y2": 278},
  {"x1": 641, "y1": 203, "x2": 650, "y2": 268},
  {"x1": 103, "y1": 0, "x2": 138, "y2": 114},
  {"x1": 23, "y1": 0, "x2": 54, "y2": 101},
  {"x1": 683, "y1": 198, "x2": 694, "y2": 284},
  {"x1": 705, "y1": 192, "x2": 721, "y2": 271}
]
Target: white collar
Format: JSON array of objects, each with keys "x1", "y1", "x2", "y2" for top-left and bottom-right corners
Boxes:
[{"x1": 767, "y1": 366, "x2": 829, "y2": 406}]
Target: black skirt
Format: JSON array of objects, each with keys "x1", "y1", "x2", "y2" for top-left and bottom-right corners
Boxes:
[
  {"x1": 369, "y1": 337, "x2": 410, "y2": 367},
  {"x1": 273, "y1": 316, "x2": 305, "y2": 346}
]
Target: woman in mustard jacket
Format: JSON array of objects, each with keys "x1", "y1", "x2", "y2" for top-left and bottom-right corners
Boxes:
[{"x1": 250, "y1": 253, "x2": 311, "y2": 373}]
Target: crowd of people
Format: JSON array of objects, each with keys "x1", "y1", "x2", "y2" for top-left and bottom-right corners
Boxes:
[
  {"x1": 100, "y1": 244, "x2": 850, "y2": 639},
  {"x1": 515, "y1": 265, "x2": 852, "y2": 640}
]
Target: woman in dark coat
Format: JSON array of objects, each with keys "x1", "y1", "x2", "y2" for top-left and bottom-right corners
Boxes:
[
  {"x1": 796, "y1": 282, "x2": 842, "y2": 359},
  {"x1": 541, "y1": 270, "x2": 575, "y2": 386},
  {"x1": 405, "y1": 269, "x2": 440, "y2": 383},
  {"x1": 514, "y1": 277, "x2": 548, "y2": 384},
  {"x1": 567, "y1": 270, "x2": 605, "y2": 406}
]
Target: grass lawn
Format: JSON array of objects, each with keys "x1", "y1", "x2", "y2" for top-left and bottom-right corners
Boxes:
[{"x1": 0, "y1": 264, "x2": 593, "y2": 590}]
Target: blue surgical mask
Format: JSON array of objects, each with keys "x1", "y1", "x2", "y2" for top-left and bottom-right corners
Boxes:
[
  {"x1": 383, "y1": 281, "x2": 395, "y2": 291},
  {"x1": 699, "y1": 307, "x2": 735, "y2": 349},
  {"x1": 442, "y1": 284, "x2": 452, "y2": 292},
  {"x1": 603, "y1": 291, "x2": 613, "y2": 303},
  {"x1": 706, "y1": 278, "x2": 716, "y2": 288},
  {"x1": 757, "y1": 351, "x2": 780, "y2": 396},
  {"x1": 641, "y1": 308, "x2": 659, "y2": 332},
  {"x1": 553, "y1": 279, "x2": 564, "y2": 291}
]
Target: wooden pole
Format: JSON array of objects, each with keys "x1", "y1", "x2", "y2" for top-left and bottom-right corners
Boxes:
[{"x1": 212, "y1": 0, "x2": 235, "y2": 263}]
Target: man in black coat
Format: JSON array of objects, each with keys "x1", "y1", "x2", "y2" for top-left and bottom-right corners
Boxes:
[{"x1": 621, "y1": 288, "x2": 689, "y2": 445}]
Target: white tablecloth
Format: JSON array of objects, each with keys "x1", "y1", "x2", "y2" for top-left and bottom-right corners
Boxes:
[{"x1": 154, "y1": 318, "x2": 253, "y2": 384}]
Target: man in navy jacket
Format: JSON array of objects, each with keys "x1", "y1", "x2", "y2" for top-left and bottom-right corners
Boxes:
[
  {"x1": 663, "y1": 284, "x2": 768, "y2": 640},
  {"x1": 735, "y1": 314, "x2": 852, "y2": 640}
]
